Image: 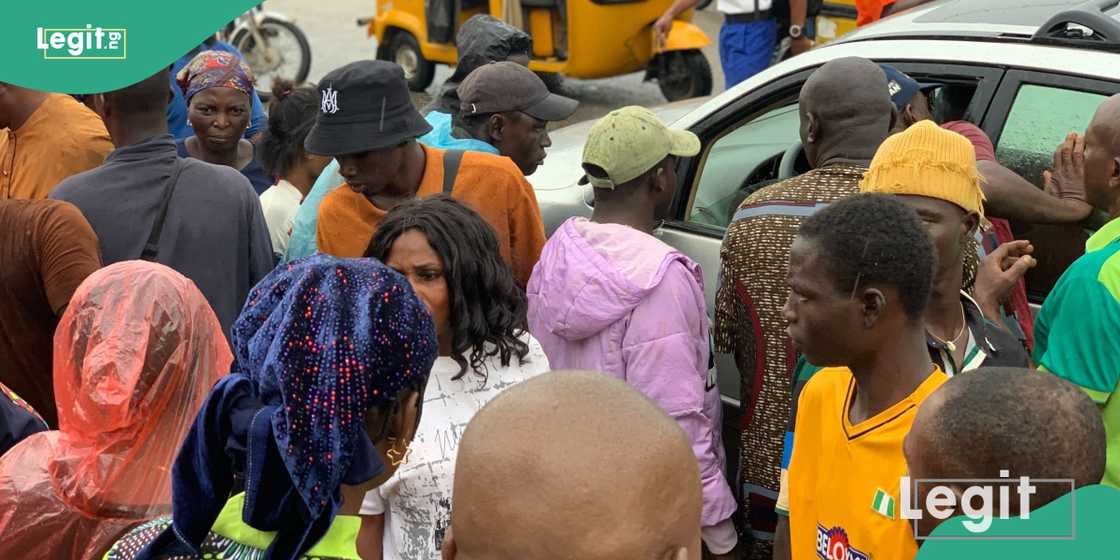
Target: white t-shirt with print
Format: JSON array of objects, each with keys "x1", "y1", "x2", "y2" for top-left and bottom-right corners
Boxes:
[{"x1": 361, "y1": 334, "x2": 550, "y2": 559}]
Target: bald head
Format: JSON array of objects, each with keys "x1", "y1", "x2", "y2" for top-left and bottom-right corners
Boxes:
[
  {"x1": 799, "y1": 57, "x2": 894, "y2": 167},
  {"x1": 906, "y1": 368, "x2": 1105, "y2": 510},
  {"x1": 1083, "y1": 94, "x2": 1120, "y2": 215},
  {"x1": 445, "y1": 371, "x2": 702, "y2": 560}
]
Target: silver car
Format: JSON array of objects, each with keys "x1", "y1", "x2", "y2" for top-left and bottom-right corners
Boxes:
[{"x1": 529, "y1": 0, "x2": 1120, "y2": 425}]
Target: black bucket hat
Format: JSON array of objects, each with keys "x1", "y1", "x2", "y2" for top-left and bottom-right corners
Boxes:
[{"x1": 305, "y1": 60, "x2": 433, "y2": 156}]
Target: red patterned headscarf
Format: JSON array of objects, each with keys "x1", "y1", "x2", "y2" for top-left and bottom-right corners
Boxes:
[{"x1": 175, "y1": 50, "x2": 255, "y2": 104}]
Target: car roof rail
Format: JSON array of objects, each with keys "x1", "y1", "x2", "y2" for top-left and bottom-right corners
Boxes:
[{"x1": 1032, "y1": 0, "x2": 1120, "y2": 50}]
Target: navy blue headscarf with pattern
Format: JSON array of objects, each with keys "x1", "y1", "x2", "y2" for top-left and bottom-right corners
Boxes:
[{"x1": 137, "y1": 254, "x2": 438, "y2": 559}]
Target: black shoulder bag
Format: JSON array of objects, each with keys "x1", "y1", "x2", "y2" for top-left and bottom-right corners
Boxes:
[{"x1": 140, "y1": 160, "x2": 185, "y2": 261}]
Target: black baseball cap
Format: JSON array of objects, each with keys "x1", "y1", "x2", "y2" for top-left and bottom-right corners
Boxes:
[
  {"x1": 457, "y1": 61, "x2": 578, "y2": 122},
  {"x1": 304, "y1": 60, "x2": 433, "y2": 156},
  {"x1": 879, "y1": 64, "x2": 943, "y2": 112}
]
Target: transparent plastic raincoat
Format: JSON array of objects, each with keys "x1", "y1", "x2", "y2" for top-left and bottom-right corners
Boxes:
[{"x1": 0, "y1": 261, "x2": 232, "y2": 560}]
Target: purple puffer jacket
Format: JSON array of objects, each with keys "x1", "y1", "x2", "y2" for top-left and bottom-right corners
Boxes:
[{"x1": 527, "y1": 217, "x2": 736, "y2": 528}]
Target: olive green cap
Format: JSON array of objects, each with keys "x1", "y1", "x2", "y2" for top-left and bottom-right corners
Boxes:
[{"x1": 581, "y1": 106, "x2": 701, "y2": 190}]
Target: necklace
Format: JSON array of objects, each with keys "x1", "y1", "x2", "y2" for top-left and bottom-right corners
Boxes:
[{"x1": 929, "y1": 305, "x2": 968, "y2": 353}]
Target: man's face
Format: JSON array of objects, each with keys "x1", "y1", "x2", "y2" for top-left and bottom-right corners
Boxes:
[
  {"x1": 896, "y1": 195, "x2": 971, "y2": 278},
  {"x1": 1083, "y1": 122, "x2": 1118, "y2": 212},
  {"x1": 492, "y1": 111, "x2": 551, "y2": 176},
  {"x1": 337, "y1": 143, "x2": 408, "y2": 199},
  {"x1": 904, "y1": 90, "x2": 935, "y2": 128},
  {"x1": 783, "y1": 236, "x2": 864, "y2": 366}
]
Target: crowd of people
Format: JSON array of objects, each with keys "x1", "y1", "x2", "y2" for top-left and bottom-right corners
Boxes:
[{"x1": 0, "y1": 13, "x2": 1118, "y2": 560}]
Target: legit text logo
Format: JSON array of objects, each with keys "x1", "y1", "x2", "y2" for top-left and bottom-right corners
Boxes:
[
  {"x1": 36, "y1": 25, "x2": 126, "y2": 60},
  {"x1": 901, "y1": 471, "x2": 1076, "y2": 538}
]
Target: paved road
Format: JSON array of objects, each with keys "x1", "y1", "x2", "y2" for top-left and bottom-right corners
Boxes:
[{"x1": 265, "y1": 0, "x2": 725, "y2": 126}]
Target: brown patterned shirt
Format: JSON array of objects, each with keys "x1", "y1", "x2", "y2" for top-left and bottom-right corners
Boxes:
[{"x1": 714, "y1": 163, "x2": 867, "y2": 547}]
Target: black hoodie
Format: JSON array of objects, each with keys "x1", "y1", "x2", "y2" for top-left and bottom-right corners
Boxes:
[{"x1": 422, "y1": 15, "x2": 531, "y2": 118}]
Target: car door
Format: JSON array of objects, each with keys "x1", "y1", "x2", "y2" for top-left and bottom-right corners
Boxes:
[
  {"x1": 980, "y1": 69, "x2": 1120, "y2": 305},
  {"x1": 659, "y1": 68, "x2": 812, "y2": 411}
]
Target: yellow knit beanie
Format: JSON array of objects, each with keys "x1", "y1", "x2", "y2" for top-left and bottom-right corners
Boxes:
[{"x1": 859, "y1": 120, "x2": 985, "y2": 217}]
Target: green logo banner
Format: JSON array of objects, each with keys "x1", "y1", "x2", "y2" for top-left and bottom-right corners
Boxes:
[
  {"x1": 916, "y1": 484, "x2": 1119, "y2": 559},
  {"x1": 2, "y1": 0, "x2": 263, "y2": 93}
]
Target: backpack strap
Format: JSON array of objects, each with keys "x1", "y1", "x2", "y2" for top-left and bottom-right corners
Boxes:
[
  {"x1": 140, "y1": 159, "x2": 186, "y2": 261},
  {"x1": 442, "y1": 150, "x2": 465, "y2": 195}
]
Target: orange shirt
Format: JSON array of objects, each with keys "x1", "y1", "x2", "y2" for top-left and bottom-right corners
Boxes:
[
  {"x1": 856, "y1": 0, "x2": 896, "y2": 26},
  {"x1": 316, "y1": 144, "x2": 546, "y2": 288},
  {"x1": 0, "y1": 94, "x2": 114, "y2": 200},
  {"x1": 788, "y1": 366, "x2": 947, "y2": 560}
]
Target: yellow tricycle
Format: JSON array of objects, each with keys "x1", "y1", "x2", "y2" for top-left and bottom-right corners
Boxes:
[
  {"x1": 364, "y1": 0, "x2": 715, "y2": 101},
  {"x1": 815, "y1": 0, "x2": 859, "y2": 45}
]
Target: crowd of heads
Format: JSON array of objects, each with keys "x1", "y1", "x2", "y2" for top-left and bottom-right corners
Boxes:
[{"x1": 4, "y1": 24, "x2": 1120, "y2": 559}]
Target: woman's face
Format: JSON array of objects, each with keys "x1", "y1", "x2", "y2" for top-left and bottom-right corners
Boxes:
[
  {"x1": 188, "y1": 87, "x2": 251, "y2": 152},
  {"x1": 384, "y1": 229, "x2": 451, "y2": 350}
]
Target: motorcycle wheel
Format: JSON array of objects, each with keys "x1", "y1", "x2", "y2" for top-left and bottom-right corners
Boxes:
[
  {"x1": 232, "y1": 17, "x2": 312, "y2": 99},
  {"x1": 656, "y1": 50, "x2": 713, "y2": 102}
]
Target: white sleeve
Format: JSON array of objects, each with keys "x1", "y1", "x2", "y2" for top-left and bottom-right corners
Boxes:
[{"x1": 360, "y1": 487, "x2": 387, "y2": 516}]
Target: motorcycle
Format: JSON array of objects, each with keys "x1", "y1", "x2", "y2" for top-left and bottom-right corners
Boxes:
[{"x1": 220, "y1": 2, "x2": 312, "y2": 98}]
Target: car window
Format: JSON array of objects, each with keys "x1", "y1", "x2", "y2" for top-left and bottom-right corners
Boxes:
[
  {"x1": 994, "y1": 84, "x2": 1109, "y2": 302},
  {"x1": 687, "y1": 102, "x2": 801, "y2": 230},
  {"x1": 996, "y1": 84, "x2": 1105, "y2": 181}
]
